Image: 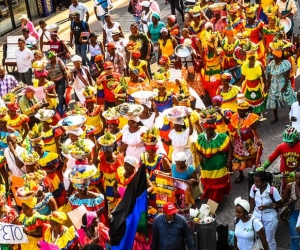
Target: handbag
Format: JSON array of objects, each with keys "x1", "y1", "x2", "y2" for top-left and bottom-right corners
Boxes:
[
  {"x1": 279, "y1": 181, "x2": 297, "y2": 222},
  {"x1": 250, "y1": 218, "x2": 263, "y2": 250},
  {"x1": 190, "y1": 174, "x2": 203, "y2": 200}
]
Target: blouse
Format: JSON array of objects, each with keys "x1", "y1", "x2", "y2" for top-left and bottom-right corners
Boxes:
[
  {"x1": 148, "y1": 22, "x2": 166, "y2": 43},
  {"x1": 171, "y1": 164, "x2": 195, "y2": 180}
]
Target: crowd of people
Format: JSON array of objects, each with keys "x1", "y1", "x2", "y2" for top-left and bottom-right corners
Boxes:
[{"x1": 1, "y1": 0, "x2": 300, "y2": 249}]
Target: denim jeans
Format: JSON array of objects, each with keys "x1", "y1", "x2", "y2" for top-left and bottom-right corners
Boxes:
[
  {"x1": 54, "y1": 78, "x2": 66, "y2": 109},
  {"x1": 75, "y1": 43, "x2": 90, "y2": 67},
  {"x1": 289, "y1": 210, "x2": 300, "y2": 250}
]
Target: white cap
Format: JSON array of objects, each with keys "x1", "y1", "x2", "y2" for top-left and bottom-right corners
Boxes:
[
  {"x1": 124, "y1": 156, "x2": 139, "y2": 168},
  {"x1": 234, "y1": 197, "x2": 250, "y2": 213},
  {"x1": 140, "y1": 1, "x2": 151, "y2": 7},
  {"x1": 174, "y1": 151, "x2": 187, "y2": 162},
  {"x1": 71, "y1": 55, "x2": 82, "y2": 62}
]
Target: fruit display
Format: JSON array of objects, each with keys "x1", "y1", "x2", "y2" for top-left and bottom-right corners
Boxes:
[
  {"x1": 141, "y1": 127, "x2": 160, "y2": 144},
  {"x1": 126, "y1": 40, "x2": 142, "y2": 52},
  {"x1": 70, "y1": 165, "x2": 95, "y2": 180},
  {"x1": 165, "y1": 106, "x2": 188, "y2": 118},
  {"x1": 199, "y1": 108, "x2": 217, "y2": 123},
  {"x1": 82, "y1": 86, "x2": 96, "y2": 98},
  {"x1": 113, "y1": 77, "x2": 128, "y2": 99},
  {"x1": 2, "y1": 92, "x2": 16, "y2": 103},
  {"x1": 16, "y1": 187, "x2": 36, "y2": 198},
  {"x1": 71, "y1": 103, "x2": 87, "y2": 115},
  {"x1": 62, "y1": 139, "x2": 93, "y2": 155},
  {"x1": 153, "y1": 72, "x2": 168, "y2": 82},
  {"x1": 32, "y1": 60, "x2": 46, "y2": 71},
  {"x1": 0, "y1": 107, "x2": 8, "y2": 116},
  {"x1": 28, "y1": 123, "x2": 43, "y2": 141},
  {"x1": 116, "y1": 103, "x2": 143, "y2": 117},
  {"x1": 22, "y1": 170, "x2": 47, "y2": 184},
  {"x1": 98, "y1": 132, "x2": 116, "y2": 146},
  {"x1": 21, "y1": 151, "x2": 40, "y2": 165},
  {"x1": 35, "y1": 109, "x2": 55, "y2": 121},
  {"x1": 102, "y1": 107, "x2": 119, "y2": 120}
]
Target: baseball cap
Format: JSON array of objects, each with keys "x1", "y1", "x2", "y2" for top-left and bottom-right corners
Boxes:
[
  {"x1": 106, "y1": 42, "x2": 116, "y2": 49},
  {"x1": 163, "y1": 202, "x2": 178, "y2": 215},
  {"x1": 24, "y1": 86, "x2": 36, "y2": 94},
  {"x1": 104, "y1": 61, "x2": 114, "y2": 69},
  {"x1": 112, "y1": 29, "x2": 121, "y2": 35}
]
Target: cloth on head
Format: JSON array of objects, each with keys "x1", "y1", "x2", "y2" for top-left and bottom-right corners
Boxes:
[
  {"x1": 107, "y1": 42, "x2": 116, "y2": 49},
  {"x1": 25, "y1": 86, "x2": 36, "y2": 94},
  {"x1": 72, "y1": 55, "x2": 82, "y2": 62},
  {"x1": 167, "y1": 15, "x2": 176, "y2": 22},
  {"x1": 66, "y1": 128, "x2": 84, "y2": 136},
  {"x1": 107, "y1": 119, "x2": 120, "y2": 125},
  {"x1": 272, "y1": 50, "x2": 282, "y2": 58},
  {"x1": 131, "y1": 51, "x2": 141, "y2": 59},
  {"x1": 145, "y1": 145, "x2": 158, "y2": 151},
  {"x1": 160, "y1": 27, "x2": 168, "y2": 34},
  {"x1": 104, "y1": 61, "x2": 114, "y2": 69},
  {"x1": 50, "y1": 211, "x2": 67, "y2": 224},
  {"x1": 140, "y1": 1, "x2": 150, "y2": 7},
  {"x1": 234, "y1": 197, "x2": 250, "y2": 213},
  {"x1": 175, "y1": 189, "x2": 185, "y2": 195},
  {"x1": 212, "y1": 95, "x2": 223, "y2": 104},
  {"x1": 203, "y1": 123, "x2": 217, "y2": 129},
  {"x1": 124, "y1": 155, "x2": 139, "y2": 168},
  {"x1": 35, "y1": 69, "x2": 49, "y2": 78},
  {"x1": 19, "y1": 14, "x2": 29, "y2": 20},
  {"x1": 152, "y1": 12, "x2": 160, "y2": 20},
  {"x1": 127, "y1": 116, "x2": 140, "y2": 123},
  {"x1": 221, "y1": 72, "x2": 232, "y2": 81},
  {"x1": 205, "y1": 22, "x2": 213, "y2": 30},
  {"x1": 95, "y1": 54, "x2": 104, "y2": 62},
  {"x1": 7, "y1": 103, "x2": 20, "y2": 111},
  {"x1": 86, "y1": 211, "x2": 97, "y2": 228},
  {"x1": 174, "y1": 151, "x2": 187, "y2": 162},
  {"x1": 23, "y1": 197, "x2": 37, "y2": 209}
]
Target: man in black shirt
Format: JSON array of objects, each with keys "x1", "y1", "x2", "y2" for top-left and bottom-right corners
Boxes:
[{"x1": 70, "y1": 12, "x2": 91, "y2": 67}]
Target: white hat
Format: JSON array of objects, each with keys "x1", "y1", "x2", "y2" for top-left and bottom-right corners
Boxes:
[
  {"x1": 173, "y1": 119, "x2": 185, "y2": 126},
  {"x1": 19, "y1": 14, "x2": 29, "y2": 20},
  {"x1": 143, "y1": 101, "x2": 152, "y2": 109},
  {"x1": 234, "y1": 197, "x2": 250, "y2": 213},
  {"x1": 124, "y1": 156, "x2": 139, "y2": 168},
  {"x1": 174, "y1": 151, "x2": 187, "y2": 162},
  {"x1": 236, "y1": 94, "x2": 246, "y2": 104},
  {"x1": 205, "y1": 22, "x2": 213, "y2": 30},
  {"x1": 124, "y1": 115, "x2": 140, "y2": 123},
  {"x1": 140, "y1": 1, "x2": 151, "y2": 7},
  {"x1": 71, "y1": 55, "x2": 82, "y2": 62},
  {"x1": 66, "y1": 128, "x2": 84, "y2": 136}
]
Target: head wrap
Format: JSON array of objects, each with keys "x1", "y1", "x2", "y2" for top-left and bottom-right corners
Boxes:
[
  {"x1": 152, "y1": 12, "x2": 160, "y2": 20},
  {"x1": 72, "y1": 55, "x2": 82, "y2": 62},
  {"x1": 48, "y1": 51, "x2": 56, "y2": 59},
  {"x1": 174, "y1": 151, "x2": 187, "y2": 162},
  {"x1": 131, "y1": 51, "x2": 141, "y2": 58},
  {"x1": 203, "y1": 123, "x2": 217, "y2": 129},
  {"x1": 145, "y1": 145, "x2": 158, "y2": 151},
  {"x1": 212, "y1": 95, "x2": 223, "y2": 105},
  {"x1": 272, "y1": 50, "x2": 283, "y2": 58},
  {"x1": 140, "y1": 1, "x2": 150, "y2": 7},
  {"x1": 23, "y1": 197, "x2": 37, "y2": 209},
  {"x1": 107, "y1": 119, "x2": 120, "y2": 125},
  {"x1": 66, "y1": 128, "x2": 84, "y2": 136},
  {"x1": 205, "y1": 22, "x2": 213, "y2": 30},
  {"x1": 25, "y1": 86, "x2": 36, "y2": 94},
  {"x1": 160, "y1": 27, "x2": 168, "y2": 34},
  {"x1": 43, "y1": 82, "x2": 56, "y2": 92},
  {"x1": 32, "y1": 139, "x2": 44, "y2": 147},
  {"x1": 167, "y1": 15, "x2": 176, "y2": 22},
  {"x1": 124, "y1": 155, "x2": 139, "y2": 168},
  {"x1": 73, "y1": 182, "x2": 90, "y2": 190},
  {"x1": 175, "y1": 189, "x2": 185, "y2": 195},
  {"x1": 234, "y1": 197, "x2": 250, "y2": 213},
  {"x1": 95, "y1": 54, "x2": 104, "y2": 62},
  {"x1": 221, "y1": 72, "x2": 233, "y2": 81},
  {"x1": 7, "y1": 103, "x2": 19, "y2": 111},
  {"x1": 85, "y1": 97, "x2": 97, "y2": 103},
  {"x1": 38, "y1": 152, "x2": 59, "y2": 168},
  {"x1": 50, "y1": 211, "x2": 67, "y2": 224},
  {"x1": 86, "y1": 211, "x2": 97, "y2": 228},
  {"x1": 34, "y1": 69, "x2": 49, "y2": 78}
]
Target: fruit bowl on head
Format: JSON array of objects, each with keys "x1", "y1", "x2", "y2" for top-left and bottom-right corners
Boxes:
[
  {"x1": 16, "y1": 187, "x2": 37, "y2": 201},
  {"x1": 64, "y1": 165, "x2": 97, "y2": 184},
  {"x1": 131, "y1": 91, "x2": 158, "y2": 105},
  {"x1": 58, "y1": 115, "x2": 86, "y2": 131},
  {"x1": 71, "y1": 152, "x2": 90, "y2": 160}
]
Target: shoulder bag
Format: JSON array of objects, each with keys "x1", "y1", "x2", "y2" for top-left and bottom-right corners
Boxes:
[
  {"x1": 279, "y1": 181, "x2": 297, "y2": 222},
  {"x1": 250, "y1": 218, "x2": 263, "y2": 250},
  {"x1": 190, "y1": 174, "x2": 203, "y2": 200}
]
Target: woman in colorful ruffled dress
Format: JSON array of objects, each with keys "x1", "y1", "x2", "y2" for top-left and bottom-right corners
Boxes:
[
  {"x1": 196, "y1": 118, "x2": 231, "y2": 202},
  {"x1": 128, "y1": 51, "x2": 151, "y2": 82},
  {"x1": 19, "y1": 197, "x2": 48, "y2": 250},
  {"x1": 80, "y1": 211, "x2": 109, "y2": 248},
  {"x1": 44, "y1": 211, "x2": 80, "y2": 250},
  {"x1": 166, "y1": 15, "x2": 179, "y2": 37},
  {"x1": 266, "y1": 45, "x2": 296, "y2": 124},
  {"x1": 244, "y1": 6, "x2": 265, "y2": 66},
  {"x1": 189, "y1": 7, "x2": 206, "y2": 40},
  {"x1": 140, "y1": 143, "x2": 171, "y2": 208},
  {"x1": 229, "y1": 94, "x2": 263, "y2": 183},
  {"x1": 239, "y1": 47, "x2": 267, "y2": 115},
  {"x1": 37, "y1": 149, "x2": 66, "y2": 207},
  {"x1": 216, "y1": 73, "x2": 241, "y2": 113},
  {"x1": 6, "y1": 102, "x2": 29, "y2": 142},
  {"x1": 228, "y1": 5, "x2": 244, "y2": 36},
  {"x1": 97, "y1": 139, "x2": 123, "y2": 211},
  {"x1": 34, "y1": 186, "x2": 57, "y2": 216}
]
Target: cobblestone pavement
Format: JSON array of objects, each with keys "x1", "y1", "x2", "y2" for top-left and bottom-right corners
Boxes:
[{"x1": 2, "y1": 0, "x2": 300, "y2": 248}]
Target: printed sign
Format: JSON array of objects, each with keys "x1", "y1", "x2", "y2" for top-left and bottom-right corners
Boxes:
[{"x1": 0, "y1": 223, "x2": 28, "y2": 244}]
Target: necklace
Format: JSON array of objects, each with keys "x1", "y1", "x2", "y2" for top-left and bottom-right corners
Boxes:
[{"x1": 51, "y1": 230, "x2": 60, "y2": 244}]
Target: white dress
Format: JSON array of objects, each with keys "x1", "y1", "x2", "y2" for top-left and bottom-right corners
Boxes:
[
  {"x1": 168, "y1": 128, "x2": 193, "y2": 166},
  {"x1": 73, "y1": 67, "x2": 89, "y2": 104},
  {"x1": 140, "y1": 113, "x2": 166, "y2": 155},
  {"x1": 121, "y1": 125, "x2": 147, "y2": 160}
]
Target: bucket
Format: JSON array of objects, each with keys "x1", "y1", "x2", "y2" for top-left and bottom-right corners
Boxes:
[{"x1": 192, "y1": 217, "x2": 217, "y2": 250}]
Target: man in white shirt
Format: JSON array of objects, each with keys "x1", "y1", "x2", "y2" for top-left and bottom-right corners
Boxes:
[
  {"x1": 94, "y1": 0, "x2": 113, "y2": 25},
  {"x1": 37, "y1": 20, "x2": 51, "y2": 55},
  {"x1": 15, "y1": 38, "x2": 34, "y2": 85},
  {"x1": 290, "y1": 91, "x2": 300, "y2": 131},
  {"x1": 69, "y1": 0, "x2": 89, "y2": 21},
  {"x1": 22, "y1": 28, "x2": 38, "y2": 50}
]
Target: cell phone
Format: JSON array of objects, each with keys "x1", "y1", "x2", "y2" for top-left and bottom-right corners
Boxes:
[{"x1": 106, "y1": 75, "x2": 113, "y2": 80}]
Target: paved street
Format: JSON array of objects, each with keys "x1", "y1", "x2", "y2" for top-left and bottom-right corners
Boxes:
[{"x1": 1, "y1": 0, "x2": 300, "y2": 248}]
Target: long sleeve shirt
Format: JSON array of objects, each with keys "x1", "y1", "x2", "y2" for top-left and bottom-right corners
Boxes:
[
  {"x1": 151, "y1": 214, "x2": 195, "y2": 250},
  {"x1": 19, "y1": 95, "x2": 38, "y2": 116}
]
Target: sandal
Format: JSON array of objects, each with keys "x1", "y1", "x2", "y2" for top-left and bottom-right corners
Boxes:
[{"x1": 235, "y1": 175, "x2": 244, "y2": 183}]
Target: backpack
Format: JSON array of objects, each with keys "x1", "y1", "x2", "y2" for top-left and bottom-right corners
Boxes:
[
  {"x1": 252, "y1": 185, "x2": 276, "y2": 203},
  {"x1": 71, "y1": 20, "x2": 88, "y2": 32}
]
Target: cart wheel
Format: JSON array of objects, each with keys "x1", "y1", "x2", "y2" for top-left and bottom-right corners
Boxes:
[{"x1": 6, "y1": 65, "x2": 15, "y2": 74}]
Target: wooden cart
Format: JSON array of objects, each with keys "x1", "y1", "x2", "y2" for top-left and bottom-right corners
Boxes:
[{"x1": 3, "y1": 36, "x2": 19, "y2": 74}]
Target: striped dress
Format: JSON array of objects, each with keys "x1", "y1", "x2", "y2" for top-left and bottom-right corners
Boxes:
[{"x1": 196, "y1": 132, "x2": 231, "y2": 202}]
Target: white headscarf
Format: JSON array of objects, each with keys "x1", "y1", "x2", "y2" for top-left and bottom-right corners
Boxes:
[
  {"x1": 234, "y1": 197, "x2": 250, "y2": 213},
  {"x1": 72, "y1": 55, "x2": 82, "y2": 62},
  {"x1": 124, "y1": 156, "x2": 139, "y2": 168},
  {"x1": 174, "y1": 151, "x2": 187, "y2": 162}
]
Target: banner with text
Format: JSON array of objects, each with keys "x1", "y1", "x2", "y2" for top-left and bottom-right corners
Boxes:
[{"x1": 0, "y1": 223, "x2": 28, "y2": 244}]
